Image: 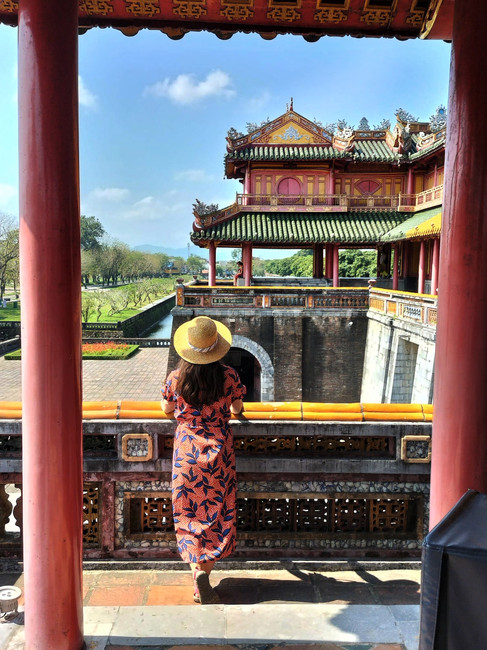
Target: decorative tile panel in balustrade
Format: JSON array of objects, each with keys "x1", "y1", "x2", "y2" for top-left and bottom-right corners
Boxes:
[
  {"x1": 401, "y1": 435, "x2": 432, "y2": 464},
  {"x1": 121, "y1": 433, "x2": 153, "y2": 462},
  {"x1": 401, "y1": 304, "x2": 423, "y2": 322}
]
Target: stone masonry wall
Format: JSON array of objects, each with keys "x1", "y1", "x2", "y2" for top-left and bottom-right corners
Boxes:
[
  {"x1": 303, "y1": 313, "x2": 368, "y2": 402},
  {"x1": 361, "y1": 311, "x2": 436, "y2": 403},
  {"x1": 168, "y1": 308, "x2": 368, "y2": 402}
]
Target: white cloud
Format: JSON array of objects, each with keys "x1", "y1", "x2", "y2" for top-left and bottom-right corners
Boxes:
[
  {"x1": 174, "y1": 169, "x2": 214, "y2": 183},
  {"x1": 245, "y1": 90, "x2": 272, "y2": 113},
  {"x1": 78, "y1": 76, "x2": 98, "y2": 110},
  {"x1": 0, "y1": 184, "x2": 17, "y2": 210},
  {"x1": 91, "y1": 187, "x2": 129, "y2": 201},
  {"x1": 144, "y1": 70, "x2": 235, "y2": 105},
  {"x1": 134, "y1": 196, "x2": 155, "y2": 207}
]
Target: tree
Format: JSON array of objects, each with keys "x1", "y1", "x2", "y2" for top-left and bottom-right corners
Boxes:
[
  {"x1": 81, "y1": 291, "x2": 106, "y2": 323},
  {"x1": 186, "y1": 255, "x2": 206, "y2": 275},
  {"x1": 339, "y1": 249, "x2": 376, "y2": 278},
  {"x1": 80, "y1": 215, "x2": 105, "y2": 251},
  {"x1": 0, "y1": 215, "x2": 19, "y2": 301},
  {"x1": 252, "y1": 257, "x2": 267, "y2": 277}
]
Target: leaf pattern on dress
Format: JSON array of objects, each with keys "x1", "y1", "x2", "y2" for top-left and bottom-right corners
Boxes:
[{"x1": 162, "y1": 365, "x2": 246, "y2": 563}]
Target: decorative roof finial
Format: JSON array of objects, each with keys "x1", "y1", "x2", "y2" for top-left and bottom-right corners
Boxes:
[{"x1": 290, "y1": 97, "x2": 293, "y2": 111}]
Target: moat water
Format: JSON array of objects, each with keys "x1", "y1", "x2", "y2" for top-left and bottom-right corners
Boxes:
[{"x1": 146, "y1": 313, "x2": 173, "y2": 339}]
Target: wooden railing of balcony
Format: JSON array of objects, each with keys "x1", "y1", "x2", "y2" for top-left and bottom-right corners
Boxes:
[
  {"x1": 176, "y1": 285, "x2": 370, "y2": 310},
  {"x1": 397, "y1": 184, "x2": 443, "y2": 212},
  {"x1": 369, "y1": 288, "x2": 437, "y2": 327},
  {"x1": 193, "y1": 186, "x2": 444, "y2": 228}
]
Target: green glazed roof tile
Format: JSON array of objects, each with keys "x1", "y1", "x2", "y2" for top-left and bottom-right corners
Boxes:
[
  {"x1": 379, "y1": 206, "x2": 442, "y2": 242},
  {"x1": 191, "y1": 210, "x2": 413, "y2": 246}
]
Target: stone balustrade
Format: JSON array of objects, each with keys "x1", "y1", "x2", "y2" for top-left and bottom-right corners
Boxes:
[
  {"x1": 369, "y1": 288, "x2": 437, "y2": 328},
  {"x1": 176, "y1": 285, "x2": 370, "y2": 310},
  {"x1": 0, "y1": 402, "x2": 431, "y2": 560}
]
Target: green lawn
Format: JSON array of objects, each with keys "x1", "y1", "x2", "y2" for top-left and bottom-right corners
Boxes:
[
  {"x1": 0, "y1": 276, "x2": 191, "y2": 324},
  {"x1": 0, "y1": 306, "x2": 20, "y2": 321}
]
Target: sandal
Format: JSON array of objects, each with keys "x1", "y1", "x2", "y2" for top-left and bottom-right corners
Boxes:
[{"x1": 194, "y1": 570, "x2": 220, "y2": 604}]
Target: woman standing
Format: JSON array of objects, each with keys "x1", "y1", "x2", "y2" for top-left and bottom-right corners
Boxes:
[{"x1": 161, "y1": 316, "x2": 246, "y2": 604}]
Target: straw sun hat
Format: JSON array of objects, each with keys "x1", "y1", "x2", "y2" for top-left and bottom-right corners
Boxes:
[{"x1": 173, "y1": 316, "x2": 232, "y2": 365}]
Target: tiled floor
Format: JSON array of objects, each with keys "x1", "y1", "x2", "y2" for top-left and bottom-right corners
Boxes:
[
  {"x1": 0, "y1": 569, "x2": 420, "y2": 649},
  {"x1": 0, "y1": 347, "x2": 169, "y2": 401},
  {"x1": 3, "y1": 568, "x2": 421, "y2": 609}
]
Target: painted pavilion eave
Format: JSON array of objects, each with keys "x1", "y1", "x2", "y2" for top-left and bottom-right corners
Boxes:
[{"x1": 0, "y1": 0, "x2": 453, "y2": 41}]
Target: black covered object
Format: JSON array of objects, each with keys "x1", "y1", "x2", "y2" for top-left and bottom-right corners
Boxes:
[{"x1": 419, "y1": 489, "x2": 487, "y2": 649}]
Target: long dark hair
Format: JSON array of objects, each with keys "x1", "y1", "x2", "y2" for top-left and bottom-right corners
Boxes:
[{"x1": 176, "y1": 359, "x2": 225, "y2": 408}]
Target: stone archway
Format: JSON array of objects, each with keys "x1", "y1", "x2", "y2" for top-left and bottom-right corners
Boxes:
[{"x1": 231, "y1": 335, "x2": 274, "y2": 401}]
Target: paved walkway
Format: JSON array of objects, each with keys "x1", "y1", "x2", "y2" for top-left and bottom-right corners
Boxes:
[
  {"x1": 0, "y1": 567, "x2": 421, "y2": 649},
  {"x1": 0, "y1": 348, "x2": 169, "y2": 401}
]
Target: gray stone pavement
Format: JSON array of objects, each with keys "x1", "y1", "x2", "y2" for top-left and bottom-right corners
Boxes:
[
  {"x1": 0, "y1": 348, "x2": 170, "y2": 402},
  {"x1": 0, "y1": 604, "x2": 420, "y2": 649}
]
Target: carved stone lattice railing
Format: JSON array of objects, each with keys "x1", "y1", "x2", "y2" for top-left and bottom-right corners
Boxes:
[
  {"x1": 369, "y1": 287, "x2": 438, "y2": 326},
  {"x1": 0, "y1": 416, "x2": 431, "y2": 559},
  {"x1": 177, "y1": 285, "x2": 370, "y2": 310}
]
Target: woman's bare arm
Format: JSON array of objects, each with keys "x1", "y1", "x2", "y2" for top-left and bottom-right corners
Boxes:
[
  {"x1": 230, "y1": 399, "x2": 243, "y2": 415},
  {"x1": 161, "y1": 398, "x2": 175, "y2": 414}
]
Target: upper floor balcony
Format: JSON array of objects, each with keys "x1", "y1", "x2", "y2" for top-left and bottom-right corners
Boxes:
[
  {"x1": 194, "y1": 185, "x2": 444, "y2": 228},
  {"x1": 369, "y1": 287, "x2": 438, "y2": 329}
]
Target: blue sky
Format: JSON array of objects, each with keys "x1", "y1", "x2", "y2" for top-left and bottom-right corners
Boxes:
[{"x1": 0, "y1": 25, "x2": 451, "y2": 259}]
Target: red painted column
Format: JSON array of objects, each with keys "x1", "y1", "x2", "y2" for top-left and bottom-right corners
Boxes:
[
  {"x1": 434, "y1": 160, "x2": 438, "y2": 187},
  {"x1": 18, "y1": 0, "x2": 84, "y2": 648},
  {"x1": 243, "y1": 242, "x2": 252, "y2": 286},
  {"x1": 208, "y1": 242, "x2": 216, "y2": 286},
  {"x1": 243, "y1": 163, "x2": 251, "y2": 206},
  {"x1": 328, "y1": 166, "x2": 335, "y2": 205},
  {"x1": 418, "y1": 240, "x2": 425, "y2": 294},
  {"x1": 402, "y1": 241, "x2": 409, "y2": 278},
  {"x1": 332, "y1": 245, "x2": 339, "y2": 287},
  {"x1": 313, "y1": 244, "x2": 323, "y2": 278},
  {"x1": 431, "y1": 238, "x2": 440, "y2": 295},
  {"x1": 407, "y1": 167, "x2": 414, "y2": 195},
  {"x1": 325, "y1": 244, "x2": 332, "y2": 278},
  {"x1": 430, "y1": 0, "x2": 487, "y2": 528},
  {"x1": 392, "y1": 245, "x2": 399, "y2": 291}
]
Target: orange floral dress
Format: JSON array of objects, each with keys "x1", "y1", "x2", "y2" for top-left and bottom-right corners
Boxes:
[{"x1": 162, "y1": 365, "x2": 246, "y2": 563}]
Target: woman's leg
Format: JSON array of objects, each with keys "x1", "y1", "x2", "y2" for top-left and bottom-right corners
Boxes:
[
  {"x1": 190, "y1": 560, "x2": 220, "y2": 604},
  {"x1": 191, "y1": 560, "x2": 215, "y2": 576}
]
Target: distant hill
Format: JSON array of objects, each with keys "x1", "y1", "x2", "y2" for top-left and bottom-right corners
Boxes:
[{"x1": 133, "y1": 244, "x2": 204, "y2": 258}]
